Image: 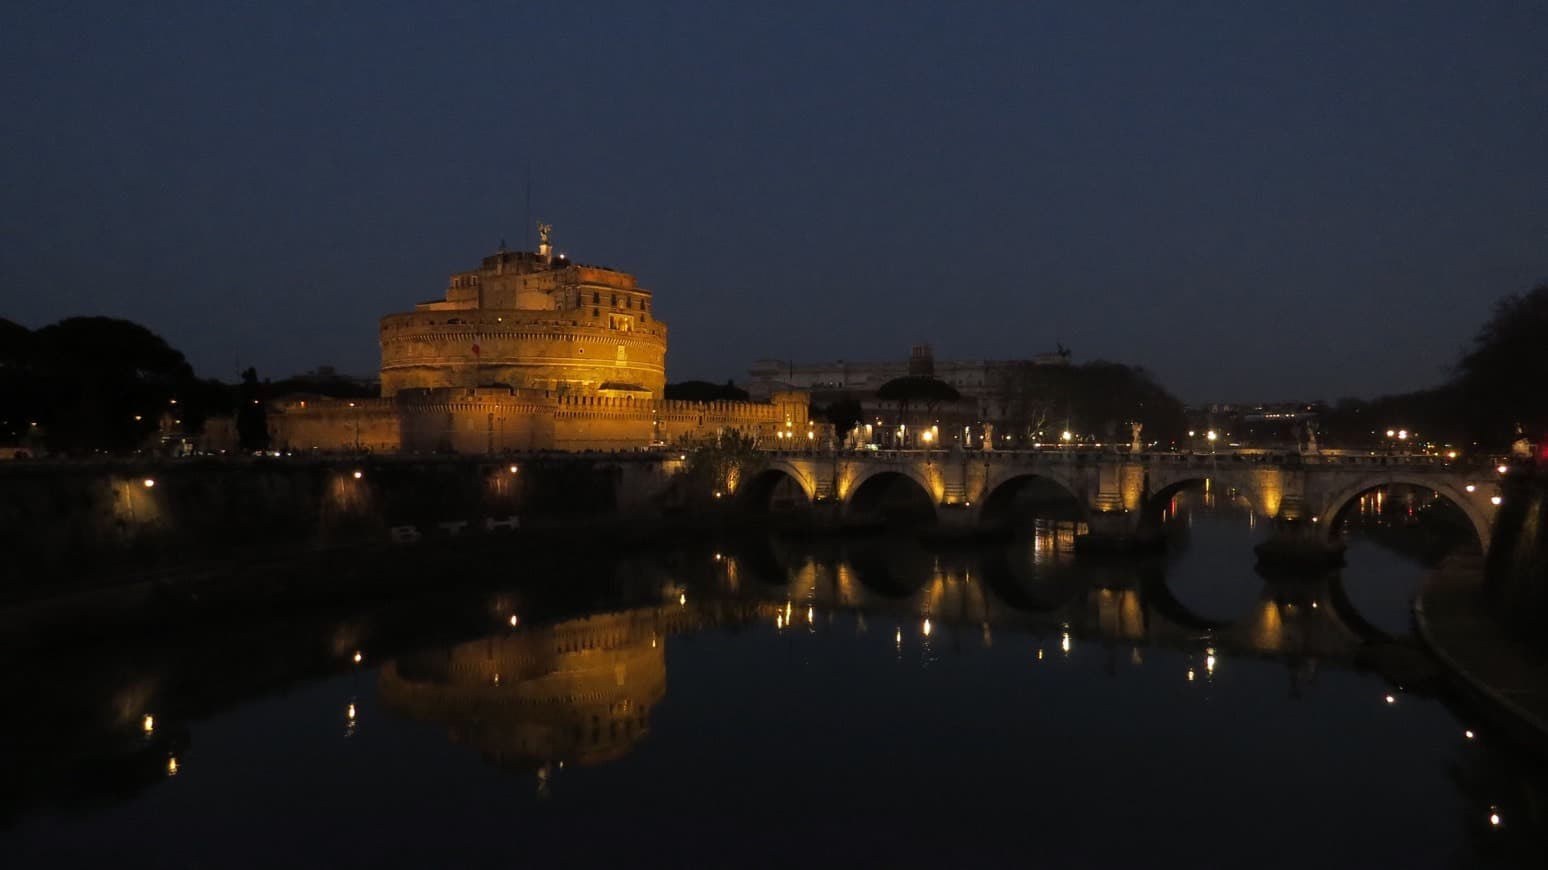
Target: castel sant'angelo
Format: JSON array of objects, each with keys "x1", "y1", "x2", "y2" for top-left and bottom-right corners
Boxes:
[{"x1": 269, "y1": 225, "x2": 808, "y2": 453}]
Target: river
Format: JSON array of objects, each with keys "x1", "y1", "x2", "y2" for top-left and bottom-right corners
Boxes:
[{"x1": 1, "y1": 488, "x2": 1543, "y2": 868}]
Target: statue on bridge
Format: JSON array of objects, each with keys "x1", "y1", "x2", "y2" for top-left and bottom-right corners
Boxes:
[
  {"x1": 1303, "y1": 421, "x2": 1320, "y2": 455},
  {"x1": 982, "y1": 422, "x2": 994, "y2": 452},
  {"x1": 1129, "y1": 421, "x2": 1143, "y2": 453}
]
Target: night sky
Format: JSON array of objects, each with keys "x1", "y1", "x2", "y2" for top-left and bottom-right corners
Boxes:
[{"x1": 3, "y1": 1, "x2": 1544, "y2": 403}]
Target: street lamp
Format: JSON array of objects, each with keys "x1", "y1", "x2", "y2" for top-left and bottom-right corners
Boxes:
[{"x1": 1206, "y1": 430, "x2": 1218, "y2": 453}]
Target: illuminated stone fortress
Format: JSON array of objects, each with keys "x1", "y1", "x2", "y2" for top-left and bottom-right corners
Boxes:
[
  {"x1": 380, "y1": 225, "x2": 667, "y2": 399},
  {"x1": 269, "y1": 225, "x2": 807, "y2": 453}
]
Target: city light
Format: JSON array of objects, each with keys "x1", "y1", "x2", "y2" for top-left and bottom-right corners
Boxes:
[
  {"x1": 352, "y1": 470, "x2": 363, "y2": 479},
  {"x1": 1206, "y1": 430, "x2": 1218, "y2": 442},
  {"x1": 352, "y1": 651, "x2": 363, "y2": 664},
  {"x1": 1465, "y1": 484, "x2": 1476, "y2": 492},
  {"x1": 679, "y1": 591, "x2": 687, "y2": 606},
  {"x1": 1464, "y1": 730, "x2": 1475, "y2": 740},
  {"x1": 923, "y1": 618, "x2": 933, "y2": 637},
  {"x1": 1061, "y1": 430, "x2": 1072, "y2": 442},
  {"x1": 1489, "y1": 811, "x2": 1502, "y2": 827},
  {"x1": 1491, "y1": 496, "x2": 1502, "y2": 506},
  {"x1": 167, "y1": 756, "x2": 179, "y2": 776},
  {"x1": 1061, "y1": 632, "x2": 1072, "y2": 654},
  {"x1": 142, "y1": 478, "x2": 156, "y2": 488},
  {"x1": 142, "y1": 714, "x2": 155, "y2": 734},
  {"x1": 509, "y1": 614, "x2": 519, "y2": 627},
  {"x1": 1497, "y1": 464, "x2": 1508, "y2": 474},
  {"x1": 508, "y1": 465, "x2": 518, "y2": 473},
  {"x1": 1384, "y1": 694, "x2": 1396, "y2": 705},
  {"x1": 346, "y1": 703, "x2": 357, "y2": 721}
]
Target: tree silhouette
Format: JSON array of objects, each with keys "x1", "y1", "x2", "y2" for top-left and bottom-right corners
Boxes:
[{"x1": 1455, "y1": 281, "x2": 1548, "y2": 446}]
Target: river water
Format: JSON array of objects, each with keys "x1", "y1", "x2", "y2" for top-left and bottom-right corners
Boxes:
[{"x1": 2, "y1": 490, "x2": 1544, "y2": 868}]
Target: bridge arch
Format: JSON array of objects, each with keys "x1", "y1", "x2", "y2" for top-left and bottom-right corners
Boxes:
[
  {"x1": 1141, "y1": 473, "x2": 1261, "y2": 523},
  {"x1": 844, "y1": 466, "x2": 939, "y2": 524},
  {"x1": 1313, "y1": 474, "x2": 1492, "y2": 554},
  {"x1": 735, "y1": 461, "x2": 817, "y2": 512},
  {"x1": 978, "y1": 470, "x2": 1088, "y2": 524}
]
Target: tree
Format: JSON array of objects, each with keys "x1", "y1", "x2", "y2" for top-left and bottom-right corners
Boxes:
[
  {"x1": 236, "y1": 367, "x2": 269, "y2": 452},
  {"x1": 664, "y1": 380, "x2": 750, "y2": 402},
  {"x1": 1455, "y1": 282, "x2": 1548, "y2": 446},
  {"x1": 680, "y1": 428, "x2": 765, "y2": 504},
  {"x1": 26, "y1": 317, "x2": 196, "y2": 451}
]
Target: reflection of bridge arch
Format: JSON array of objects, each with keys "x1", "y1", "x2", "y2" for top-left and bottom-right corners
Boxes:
[
  {"x1": 978, "y1": 471, "x2": 1087, "y2": 523},
  {"x1": 844, "y1": 467, "x2": 939, "y2": 521},
  {"x1": 736, "y1": 464, "x2": 815, "y2": 512},
  {"x1": 1143, "y1": 473, "x2": 1262, "y2": 521},
  {"x1": 1314, "y1": 475, "x2": 1490, "y2": 554}
]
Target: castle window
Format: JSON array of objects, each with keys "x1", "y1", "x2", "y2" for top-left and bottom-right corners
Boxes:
[
  {"x1": 627, "y1": 297, "x2": 633, "y2": 309},
  {"x1": 592, "y1": 307, "x2": 599, "y2": 317},
  {"x1": 593, "y1": 291, "x2": 600, "y2": 304},
  {"x1": 611, "y1": 294, "x2": 618, "y2": 307}
]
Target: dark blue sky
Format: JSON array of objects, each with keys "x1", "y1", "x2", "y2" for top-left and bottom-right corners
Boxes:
[{"x1": 3, "y1": 1, "x2": 1544, "y2": 402}]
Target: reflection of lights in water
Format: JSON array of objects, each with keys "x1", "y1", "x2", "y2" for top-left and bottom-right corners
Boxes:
[
  {"x1": 807, "y1": 606, "x2": 814, "y2": 623},
  {"x1": 347, "y1": 703, "x2": 357, "y2": 721},
  {"x1": 1187, "y1": 669, "x2": 1196, "y2": 682},
  {"x1": 167, "y1": 756, "x2": 179, "y2": 776},
  {"x1": 1206, "y1": 654, "x2": 1217, "y2": 675},
  {"x1": 895, "y1": 628, "x2": 902, "y2": 647},
  {"x1": 1060, "y1": 633, "x2": 1071, "y2": 654},
  {"x1": 678, "y1": 591, "x2": 687, "y2": 606},
  {"x1": 776, "y1": 613, "x2": 784, "y2": 630},
  {"x1": 1130, "y1": 648, "x2": 1143, "y2": 666},
  {"x1": 1036, "y1": 649, "x2": 1044, "y2": 661},
  {"x1": 142, "y1": 714, "x2": 155, "y2": 735},
  {"x1": 923, "y1": 618, "x2": 933, "y2": 637},
  {"x1": 493, "y1": 673, "x2": 501, "y2": 686}
]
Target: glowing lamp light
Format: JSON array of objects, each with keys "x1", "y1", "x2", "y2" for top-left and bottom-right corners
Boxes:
[
  {"x1": 1465, "y1": 484, "x2": 1476, "y2": 492},
  {"x1": 1397, "y1": 429, "x2": 1408, "y2": 440},
  {"x1": 508, "y1": 465, "x2": 519, "y2": 473},
  {"x1": 352, "y1": 651, "x2": 363, "y2": 664},
  {"x1": 1060, "y1": 430, "x2": 1073, "y2": 442},
  {"x1": 142, "y1": 478, "x2": 156, "y2": 488},
  {"x1": 1489, "y1": 812, "x2": 1502, "y2": 827},
  {"x1": 1384, "y1": 694, "x2": 1396, "y2": 705},
  {"x1": 1497, "y1": 464, "x2": 1508, "y2": 474},
  {"x1": 167, "y1": 757, "x2": 179, "y2": 776},
  {"x1": 1061, "y1": 632, "x2": 1072, "y2": 654},
  {"x1": 1386, "y1": 429, "x2": 1396, "y2": 438},
  {"x1": 1206, "y1": 430, "x2": 1218, "y2": 442},
  {"x1": 678, "y1": 591, "x2": 687, "y2": 606},
  {"x1": 1187, "y1": 669, "x2": 1196, "y2": 682},
  {"x1": 142, "y1": 714, "x2": 155, "y2": 734},
  {"x1": 509, "y1": 614, "x2": 519, "y2": 627},
  {"x1": 895, "y1": 628, "x2": 902, "y2": 645},
  {"x1": 1490, "y1": 496, "x2": 1502, "y2": 506},
  {"x1": 346, "y1": 703, "x2": 357, "y2": 721},
  {"x1": 923, "y1": 618, "x2": 933, "y2": 637},
  {"x1": 352, "y1": 470, "x2": 363, "y2": 480},
  {"x1": 1464, "y1": 729, "x2": 1475, "y2": 740}
]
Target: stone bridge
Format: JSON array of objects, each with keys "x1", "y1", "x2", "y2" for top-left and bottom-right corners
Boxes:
[{"x1": 733, "y1": 449, "x2": 1507, "y2": 553}]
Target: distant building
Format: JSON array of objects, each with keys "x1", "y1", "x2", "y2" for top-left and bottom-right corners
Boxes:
[
  {"x1": 746, "y1": 344, "x2": 1070, "y2": 447},
  {"x1": 745, "y1": 343, "x2": 1069, "y2": 402}
]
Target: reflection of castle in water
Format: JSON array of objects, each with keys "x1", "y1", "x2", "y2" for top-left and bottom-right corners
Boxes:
[{"x1": 378, "y1": 610, "x2": 674, "y2": 770}]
